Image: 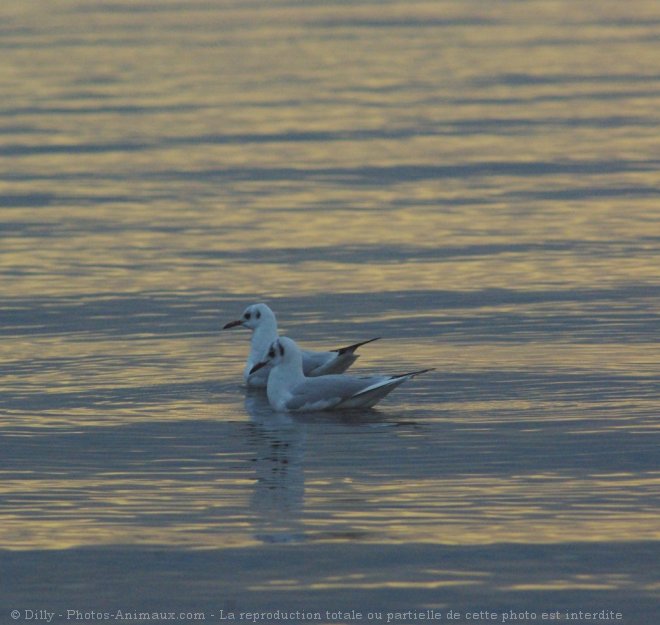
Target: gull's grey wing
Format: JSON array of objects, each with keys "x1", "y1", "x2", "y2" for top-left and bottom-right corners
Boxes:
[
  {"x1": 334, "y1": 368, "x2": 434, "y2": 409},
  {"x1": 285, "y1": 374, "x2": 388, "y2": 411},
  {"x1": 286, "y1": 368, "x2": 435, "y2": 411},
  {"x1": 301, "y1": 338, "x2": 380, "y2": 377},
  {"x1": 301, "y1": 350, "x2": 335, "y2": 376}
]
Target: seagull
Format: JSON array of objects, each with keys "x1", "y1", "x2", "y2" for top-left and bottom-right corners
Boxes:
[
  {"x1": 250, "y1": 336, "x2": 433, "y2": 412},
  {"x1": 222, "y1": 303, "x2": 379, "y2": 387}
]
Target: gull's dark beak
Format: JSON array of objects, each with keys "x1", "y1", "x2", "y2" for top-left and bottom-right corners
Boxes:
[
  {"x1": 222, "y1": 319, "x2": 243, "y2": 330},
  {"x1": 249, "y1": 361, "x2": 268, "y2": 375}
]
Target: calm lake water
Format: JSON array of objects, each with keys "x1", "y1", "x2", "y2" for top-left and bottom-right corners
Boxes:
[{"x1": 1, "y1": 0, "x2": 658, "y2": 623}]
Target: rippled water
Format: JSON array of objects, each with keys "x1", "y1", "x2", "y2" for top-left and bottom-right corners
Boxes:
[{"x1": 1, "y1": 1, "x2": 659, "y2": 623}]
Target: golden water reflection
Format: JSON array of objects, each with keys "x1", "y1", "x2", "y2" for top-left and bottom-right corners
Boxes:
[
  {"x1": 1, "y1": 471, "x2": 658, "y2": 551},
  {"x1": 1, "y1": 0, "x2": 659, "y2": 564}
]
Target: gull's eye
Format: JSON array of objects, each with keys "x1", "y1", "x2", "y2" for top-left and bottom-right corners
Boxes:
[
  {"x1": 256, "y1": 310, "x2": 261, "y2": 319},
  {"x1": 268, "y1": 348, "x2": 275, "y2": 358},
  {"x1": 244, "y1": 312, "x2": 251, "y2": 320}
]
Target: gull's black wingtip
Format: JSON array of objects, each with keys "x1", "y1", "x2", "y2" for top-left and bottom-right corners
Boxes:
[
  {"x1": 333, "y1": 337, "x2": 381, "y2": 355},
  {"x1": 393, "y1": 367, "x2": 435, "y2": 379}
]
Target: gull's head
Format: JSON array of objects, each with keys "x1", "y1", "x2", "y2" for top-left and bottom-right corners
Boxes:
[
  {"x1": 249, "y1": 336, "x2": 300, "y2": 374},
  {"x1": 222, "y1": 303, "x2": 275, "y2": 331}
]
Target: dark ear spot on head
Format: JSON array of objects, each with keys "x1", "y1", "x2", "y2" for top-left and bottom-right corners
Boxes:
[
  {"x1": 279, "y1": 343, "x2": 285, "y2": 356},
  {"x1": 256, "y1": 310, "x2": 261, "y2": 319}
]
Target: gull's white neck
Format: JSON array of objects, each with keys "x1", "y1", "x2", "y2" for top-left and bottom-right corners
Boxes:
[
  {"x1": 248, "y1": 317, "x2": 278, "y2": 364},
  {"x1": 267, "y1": 353, "x2": 305, "y2": 410}
]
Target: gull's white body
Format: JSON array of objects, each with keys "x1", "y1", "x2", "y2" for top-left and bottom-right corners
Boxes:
[
  {"x1": 223, "y1": 303, "x2": 378, "y2": 388},
  {"x1": 256, "y1": 336, "x2": 432, "y2": 412}
]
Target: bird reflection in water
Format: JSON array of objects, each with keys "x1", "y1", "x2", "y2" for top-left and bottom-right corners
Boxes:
[{"x1": 244, "y1": 390, "x2": 306, "y2": 544}]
